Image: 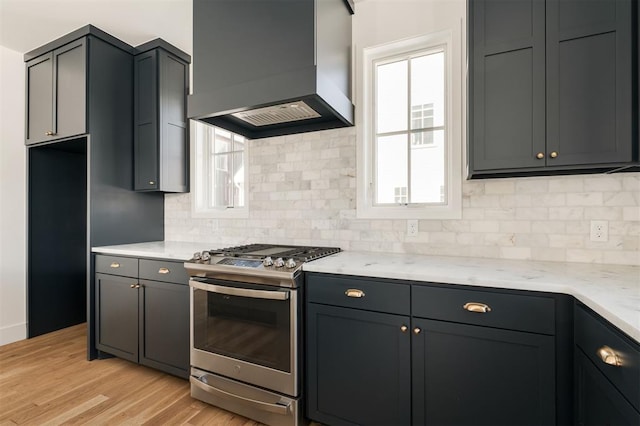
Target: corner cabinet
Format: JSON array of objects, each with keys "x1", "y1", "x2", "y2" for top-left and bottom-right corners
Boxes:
[
  {"x1": 574, "y1": 303, "x2": 640, "y2": 425},
  {"x1": 134, "y1": 40, "x2": 190, "y2": 192},
  {"x1": 25, "y1": 38, "x2": 86, "y2": 145},
  {"x1": 95, "y1": 254, "x2": 190, "y2": 379},
  {"x1": 469, "y1": 0, "x2": 637, "y2": 177},
  {"x1": 305, "y1": 273, "x2": 572, "y2": 426}
]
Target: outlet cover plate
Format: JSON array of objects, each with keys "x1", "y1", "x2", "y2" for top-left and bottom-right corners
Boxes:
[
  {"x1": 407, "y1": 220, "x2": 418, "y2": 237},
  {"x1": 590, "y1": 220, "x2": 609, "y2": 242}
]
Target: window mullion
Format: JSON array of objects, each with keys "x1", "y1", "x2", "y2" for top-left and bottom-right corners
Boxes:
[{"x1": 406, "y1": 57, "x2": 412, "y2": 205}]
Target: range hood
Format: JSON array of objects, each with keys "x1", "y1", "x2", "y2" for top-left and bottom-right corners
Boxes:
[{"x1": 188, "y1": 0, "x2": 355, "y2": 139}]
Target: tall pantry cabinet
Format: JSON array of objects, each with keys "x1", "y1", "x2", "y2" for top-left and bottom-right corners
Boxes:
[{"x1": 24, "y1": 26, "x2": 168, "y2": 344}]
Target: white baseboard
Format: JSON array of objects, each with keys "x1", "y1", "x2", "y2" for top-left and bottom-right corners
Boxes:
[{"x1": 0, "y1": 322, "x2": 27, "y2": 346}]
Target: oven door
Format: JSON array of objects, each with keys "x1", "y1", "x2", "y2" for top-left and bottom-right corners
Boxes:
[{"x1": 190, "y1": 278, "x2": 298, "y2": 397}]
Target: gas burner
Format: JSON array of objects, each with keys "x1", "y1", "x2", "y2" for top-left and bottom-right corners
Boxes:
[{"x1": 185, "y1": 244, "x2": 341, "y2": 288}]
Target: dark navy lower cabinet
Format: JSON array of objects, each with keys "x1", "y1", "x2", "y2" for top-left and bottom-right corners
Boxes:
[
  {"x1": 306, "y1": 274, "x2": 411, "y2": 426},
  {"x1": 574, "y1": 303, "x2": 640, "y2": 425},
  {"x1": 305, "y1": 273, "x2": 570, "y2": 426},
  {"x1": 95, "y1": 254, "x2": 189, "y2": 379},
  {"x1": 575, "y1": 350, "x2": 640, "y2": 426},
  {"x1": 412, "y1": 319, "x2": 555, "y2": 426}
]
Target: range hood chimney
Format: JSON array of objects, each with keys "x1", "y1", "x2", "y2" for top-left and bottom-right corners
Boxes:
[{"x1": 188, "y1": 0, "x2": 355, "y2": 139}]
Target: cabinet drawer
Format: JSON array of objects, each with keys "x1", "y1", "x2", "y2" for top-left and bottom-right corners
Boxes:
[
  {"x1": 575, "y1": 305, "x2": 640, "y2": 412},
  {"x1": 139, "y1": 259, "x2": 189, "y2": 284},
  {"x1": 412, "y1": 284, "x2": 555, "y2": 335},
  {"x1": 306, "y1": 274, "x2": 410, "y2": 315},
  {"x1": 95, "y1": 255, "x2": 138, "y2": 277}
]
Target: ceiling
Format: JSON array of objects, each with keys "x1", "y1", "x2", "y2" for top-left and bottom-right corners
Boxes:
[{"x1": 0, "y1": 0, "x2": 192, "y2": 55}]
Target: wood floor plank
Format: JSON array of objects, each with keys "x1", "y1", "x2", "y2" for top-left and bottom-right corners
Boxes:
[{"x1": 0, "y1": 325, "x2": 266, "y2": 425}]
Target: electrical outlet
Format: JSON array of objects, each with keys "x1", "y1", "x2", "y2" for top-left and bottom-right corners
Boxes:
[
  {"x1": 590, "y1": 220, "x2": 609, "y2": 242},
  {"x1": 407, "y1": 220, "x2": 418, "y2": 237}
]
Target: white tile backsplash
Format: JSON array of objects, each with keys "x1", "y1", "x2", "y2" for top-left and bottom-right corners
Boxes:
[{"x1": 165, "y1": 127, "x2": 640, "y2": 266}]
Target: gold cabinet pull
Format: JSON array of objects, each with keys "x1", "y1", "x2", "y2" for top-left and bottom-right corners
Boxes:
[
  {"x1": 45, "y1": 131, "x2": 57, "y2": 136},
  {"x1": 549, "y1": 151, "x2": 558, "y2": 158},
  {"x1": 135, "y1": 284, "x2": 141, "y2": 289},
  {"x1": 597, "y1": 346, "x2": 621, "y2": 366},
  {"x1": 158, "y1": 267, "x2": 170, "y2": 274},
  {"x1": 345, "y1": 289, "x2": 365, "y2": 298},
  {"x1": 536, "y1": 152, "x2": 544, "y2": 159},
  {"x1": 413, "y1": 327, "x2": 421, "y2": 335},
  {"x1": 130, "y1": 284, "x2": 136, "y2": 288},
  {"x1": 110, "y1": 262, "x2": 120, "y2": 268},
  {"x1": 400, "y1": 325, "x2": 408, "y2": 333},
  {"x1": 463, "y1": 302, "x2": 492, "y2": 313},
  {"x1": 149, "y1": 181, "x2": 155, "y2": 185}
]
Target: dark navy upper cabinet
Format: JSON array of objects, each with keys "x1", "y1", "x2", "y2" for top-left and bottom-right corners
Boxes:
[
  {"x1": 25, "y1": 38, "x2": 87, "y2": 145},
  {"x1": 469, "y1": 0, "x2": 637, "y2": 177},
  {"x1": 134, "y1": 40, "x2": 190, "y2": 193},
  {"x1": 470, "y1": 0, "x2": 546, "y2": 172},
  {"x1": 546, "y1": 0, "x2": 633, "y2": 167}
]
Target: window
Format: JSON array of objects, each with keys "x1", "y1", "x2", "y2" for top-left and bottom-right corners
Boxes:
[
  {"x1": 357, "y1": 30, "x2": 462, "y2": 219},
  {"x1": 192, "y1": 120, "x2": 248, "y2": 218}
]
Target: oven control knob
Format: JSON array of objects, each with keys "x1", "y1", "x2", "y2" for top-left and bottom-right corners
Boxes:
[
  {"x1": 274, "y1": 257, "x2": 285, "y2": 268},
  {"x1": 201, "y1": 251, "x2": 211, "y2": 261},
  {"x1": 285, "y1": 258, "x2": 297, "y2": 269},
  {"x1": 263, "y1": 256, "x2": 274, "y2": 267}
]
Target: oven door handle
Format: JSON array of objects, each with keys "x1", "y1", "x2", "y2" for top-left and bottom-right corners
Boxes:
[
  {"x1": 190, "y1": 375, "x2": 291, "y2": 415},
  {"x1": 190, "y1": 280, "x2": 289, "y2": 301}
]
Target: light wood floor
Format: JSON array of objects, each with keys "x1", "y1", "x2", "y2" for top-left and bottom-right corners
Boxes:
[{"x1": 0, "y1": 324, "x2": 267, "y2": 425}]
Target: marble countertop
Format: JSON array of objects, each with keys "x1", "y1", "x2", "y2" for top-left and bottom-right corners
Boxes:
[
  {"x1": 92, "y1": 241, "x2": 640, "y2": 343},
  {"x1": 91, "y1": 241, "x2": 208, "y2": 261},
  {"x1": 304, "y1": 251, "x2": 640, "y2": 343}
]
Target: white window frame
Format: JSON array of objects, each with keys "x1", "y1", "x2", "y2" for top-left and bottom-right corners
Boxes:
[
  {"x1": 190, "y1": 120, "x2": 249, "y2": 219},
  {"x1": 357, "y1": 29, "x2": 463, "y2": 220}
]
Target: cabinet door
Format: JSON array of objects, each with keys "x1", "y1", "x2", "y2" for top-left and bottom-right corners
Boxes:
[
  {"x1": 139, "y1": 279, "x2": 189, "y2": 378},
  {"x1": 159, "y1": 51, "x2": 189, "y2": 193},
  {"x1": 546, "y1": 0, "x2": 633, "y2": 166},
  {"x1": 575, "y1": 349, "x2": 640, "y2": 426},
  {"x1": 134, "y1": 50, "x2": 159, "y2": 191},
  {"x1": 412, "y1": 319, "x2": 555, "y2": 426},
  {"x1": 25, "y1": 53, "x2": 54, "y2": 145},
  {"x1": 95, "y1": 273, "x2": 139, "y2": 362},
  {"x1": 470, "y1": 0, "x2": 546, "y2": 172},
  {"x1": 53, "y1": 38, "x2": 87, "y2": 140},
  {"x1": 306, "y1": 304, "x2": 411, "y2": 426}
]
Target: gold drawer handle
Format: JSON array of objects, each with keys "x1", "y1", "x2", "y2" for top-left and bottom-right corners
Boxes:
[
  {"x1": 130, "y1": 284, "x2": 136, "y2": 288},
  {"x1": 110, "y1": 262, "x2": 120, "y2": 268},
  {"x1": 463, "y1": 302, "x2": 491, "y2": 313},
  {"x1": 345, "y1": 289, "x2": 365, "y2": 298},
  {"x1": 549, "y1": 151, "x2": 558, "y2": 158},
  {"x1": 400, "y1": 325, "x2": 408, "y2": 333},
  {"x1": 158, "y1": 267, "x2": 170, "y2": 274},
  {"x1": 597, "y1": 346, "x2": 621, "y2": 367},
  {"x1": 45, "y1": 131, "x2": 57, "y2": 136},
  {"x1": 413, "y1": 327, "x2": 421, "y2": 335},
  {"x1": 536, "y1": 152, "x2": 544, "y2": 159},
  {"x1": 149, "y1": 181, "x2": 155, "y2": 185}
]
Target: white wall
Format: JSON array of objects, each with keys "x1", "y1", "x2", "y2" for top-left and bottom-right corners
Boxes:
[
  {"x1": 165, "y1": 0, "x2": 640, "y2": 266},
  {"x1": 0, "y1": 45, "x2": 27, "y2": 345}
]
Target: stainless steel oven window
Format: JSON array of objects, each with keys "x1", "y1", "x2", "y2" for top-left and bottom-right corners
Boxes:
[{"x1": 191, "y1": 280, "x2": 292, "y2": 373}]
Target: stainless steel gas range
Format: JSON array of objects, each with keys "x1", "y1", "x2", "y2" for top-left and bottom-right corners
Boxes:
[{"x1": 184, "y1": 244, "x2": 341, "y2": 426}]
